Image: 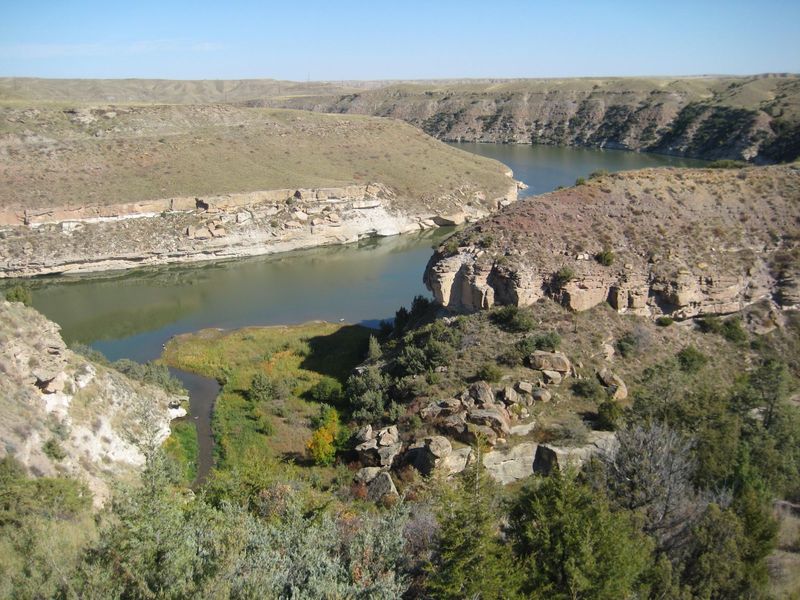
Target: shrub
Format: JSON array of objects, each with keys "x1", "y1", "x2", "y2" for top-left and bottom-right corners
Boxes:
[
  {"x1": 553, "y1": 266, "x2": 575, "y2": 287},
  {"x1": 111, "y1": 359, "x2": 186, "y2": 394},
  {"x1": 42, "y1": 438, "x2": 66, "y2": 461},
  {"x1": 4, "y1": 284, "x2": 32, "y2": 306},
  {"x1": 697, "y1": 315, "x2": 723, "y2": 334},
  {"x1": 308, "y1": 377, "x2": 343, "y2": 405},
  {"x1": 595, "y1": 249, "x2": 615, "y2": 266},
  {"x1": 597, "y1": 400, "x2": 623, "y2": 430},
  {"x1": 477, "y1": 363, "x2": 503, "y2": 383},
  {"x1": 721, "y1": 317, "x2": 747, "y2": 344},
  {"x1": 575, "y1": 176, "x2": 586, "y2": 186},
  {"x1": 442, "y1": 237, "x2": 460, "y2": 256},
  {"x1": 306, "y1": 406, "x2": 343, "y2": 466},
  {"x1": 572, "y1": 378, "x2": 605, "y2": 401},
  {"x1": 249, "y1": 372, "x2": 275, "y2": 403},
  {"x1": 397, "y1": 345, "x2": 428, "y2": 375},
  {"x1": 655, "y1": 316, "x2": 674, "y2": 327},
  {"x1": 708, "y1": 159, "x2": 748, "y2": 169},
  {"x1": 589, "y1": 169, "x2": 610, "y2": 179},
  {"x1": 489, "y1": 305, "x2": 536, "y2": 333},
  {"x1": 346, "y1": 366, "x2": 391, "y2": 423},
  {"x1": 677, "y1": 345, "x2": 708, "y2": 373},
  {"x1": 616, "y1": 333, "x2": 638, "y2": 358}
]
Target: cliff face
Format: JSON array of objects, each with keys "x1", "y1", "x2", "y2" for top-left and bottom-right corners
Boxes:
[
  {"x1": 424, "y1": 165, "x2": 800, "y2": 320},
  {"x1": 270, "y1": 75, "x2": 800, "y2": 164},
  {"x1": 0, "y1": 301, "x2": 185, "y2": 504}
]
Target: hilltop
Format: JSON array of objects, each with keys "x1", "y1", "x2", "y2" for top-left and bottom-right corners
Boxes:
[{"x1": 3, "y1": 75, "x2": 798, "y2": 163}]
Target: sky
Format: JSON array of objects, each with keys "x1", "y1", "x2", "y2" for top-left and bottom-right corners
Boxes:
[{"x1": 1, "y1": 0, "x2": 798, "y2": 80}]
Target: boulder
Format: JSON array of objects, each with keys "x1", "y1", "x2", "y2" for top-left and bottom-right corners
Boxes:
[
  {"x1": 597, "y1": 368, "x2": 628, "y2": 400},
  {"x1": 467, "y1": 407, "x2": 511, "y2": 437},
  {"x1": 469, "y1": 381, "x2": 495, "y2": 406},
  {"x1": 354, "y1": 466, "x2": 383, "y2": 484},
  {"x1": 377, "y1": 442, "x2": 403, "y2": 467},
  {"x1": 542, "y1": 370, "x2": 563, "y2": 385},
  {"x1": 529, "y1": 351, "x2": 571, "y2": 373},
  {"x1": 501, "y1": 386, "x2": 521, "y2": 405},
  {"x1": 533, "y1": 431, "x2": 617, "y2": 475},
  {"x1": 532, "y1": 388, "x2": 552, "y2": 403},
  {"x1": 410, "y1": 435, "x2": 453, "y2": 476},
  {"x1": 509, "y1": 421, "x2": 536, "y2": 436},
  {"x1": 440, "y1": 446, "x2": 473, "y2": 475},
  {"x1": 461, "y1": 424, "x2": 499, "y2": 447},
  {"x1": 438, "y1": 412, "x2": 468, "y2": 438},
  {"x1": 483, "y1": 442, "x2": 539, "y2": 484},
  {"x1": 516, "y1": 380, "x2": 535, "y2": 395},
  {"x1": 355, "y1": 424, "x2": 373, "y2": 443},
  {"x1": 367, "y1": 472, "x2": 398, "y2": 502},
  {"x1": 377, "y1": 425, "x2": 399, "y2": 446},
  {"x1": 419, "y1": 402, "x2": 442, "y2": 421}
]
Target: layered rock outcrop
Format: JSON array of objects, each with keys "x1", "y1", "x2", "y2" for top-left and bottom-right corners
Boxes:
[
  {"x1": 0, "y1": 301, "x2": 185, "y2": 504},
  {"x1": 269, "y1": 75, "x2": 800, "y2": 164},
  {"x1": 425, "y1": 165, "x2": 800, "y2": 320}
]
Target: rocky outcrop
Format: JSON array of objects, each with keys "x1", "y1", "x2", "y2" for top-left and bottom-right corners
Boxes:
[
  {"x1": 269, "y1": 75, "x2": 800, "y2": 164},
  {"x1": 0, "y1": 301, "x2": 185, "y2": 505},
  {"x1": 355, "y1": 425, "x2": 403, "y2": 468},
  {"x1": 533, "y1": 431, "x2": 618, "y2": 475},
  {"x1": 425, "y1": 165, "x2": 800, "y2": 320},
  {"x1": 483, "y1": 442, "x2": 538, "y2": 485},
  {"x1": 0, "y1": 179, "x2": 519, "y2": 277}
]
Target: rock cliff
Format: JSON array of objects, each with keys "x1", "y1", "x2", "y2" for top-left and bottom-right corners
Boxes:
[
  {"x1": 0, "y1": 300, "x2": 185, "y2": 504},
  {"x1": 269, "y1": 75, "x2": 800, "y2": 164},
  {"x1": 425, "y1": 165, "x2": 800, "y2": 319}
]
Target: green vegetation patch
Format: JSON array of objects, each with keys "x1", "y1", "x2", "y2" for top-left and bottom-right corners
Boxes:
[
  {"x1": 163, "y1": 420, "x2": 198, "y2": 483},
  {"x1": 163, "y1": 322, "x2": 371, "y2": 472}
]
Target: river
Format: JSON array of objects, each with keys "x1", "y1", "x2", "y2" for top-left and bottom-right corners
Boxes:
[{"x1": 19, "y1": 143, "x2": 705, "y2": 482}]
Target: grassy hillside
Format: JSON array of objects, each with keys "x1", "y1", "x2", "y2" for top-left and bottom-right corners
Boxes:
[{"x1": 0, "y1": 103, "x2": 513, "y2": 211}]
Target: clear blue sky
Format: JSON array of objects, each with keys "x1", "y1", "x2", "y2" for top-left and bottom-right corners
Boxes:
[{"x1": 1, "y1": 0, "x2": 798, "y2": 80}]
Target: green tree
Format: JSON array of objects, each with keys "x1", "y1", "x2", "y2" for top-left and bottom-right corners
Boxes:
[
  {"x1": 680, "y1": 502, "x2": 769, "y2": 600},
  {"x1": 367, "y1": 334, "x2": 382, "y2": 361},
  {"x1": 4, "y1": 284, "x2": 32, "y2": 306},
  {"x1": 508, "y1": 471, "x2": 652, "y2": 600},
  {"x1": 427, "y1": 446, "x2": 518, "y2": 599}
]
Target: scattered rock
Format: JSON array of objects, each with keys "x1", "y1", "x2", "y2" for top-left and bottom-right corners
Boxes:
[
  {"x1": 542, "y1": 370, "x2": 563, "y2": 385},
  {"x1": 597, "y1": 368, "x2": 628, "y2": 400},
  {"x1": 500, "y1": 386, "x2": 520, "y2": 405},
  {"x1": 367, "y1": 471, "x2": 398, "y2": 502},
  {"x1": 532, "y1": 388, "x2": 552, "y2": 403},
  {"x1": 469, "y1": 380, "x2": 495, "y2": 405},
  {"x1": 354, "y1": 466, "x2": 383, "y2": 484},
  {"x1": 529, "y1": 351, "x2": 571, "y2": 373},
  {"x1": 409, "y1": 436, "x2": 453, "y2": 476}
]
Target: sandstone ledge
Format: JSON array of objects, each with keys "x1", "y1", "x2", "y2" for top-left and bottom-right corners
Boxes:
[{"x1": 0, "y1": 180, "x2": 520, "y2": 278}]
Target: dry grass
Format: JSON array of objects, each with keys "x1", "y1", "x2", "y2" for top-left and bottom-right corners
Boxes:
[{"x1": 0, "y1": 104, "x2": 513, "y2": 211}]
